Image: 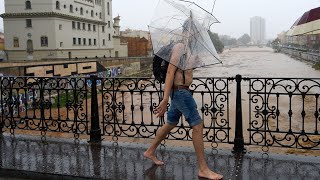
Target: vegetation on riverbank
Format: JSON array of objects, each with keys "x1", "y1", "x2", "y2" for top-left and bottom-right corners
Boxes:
[
  {"x1": 312, "y1": 62, "x2": 320, "y2": 71},
  {"x1": 122, "y1": 69, "x2": 153, "y2": 78}
]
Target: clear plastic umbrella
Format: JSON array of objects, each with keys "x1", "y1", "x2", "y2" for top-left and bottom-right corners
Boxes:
[{"x1": 149, "y1": 0, "x2": 222, "y2": 70}]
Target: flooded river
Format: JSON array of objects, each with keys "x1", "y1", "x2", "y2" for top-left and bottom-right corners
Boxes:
[{"x1": 194, "y1": 46, "x2": 320, "y2": 78}]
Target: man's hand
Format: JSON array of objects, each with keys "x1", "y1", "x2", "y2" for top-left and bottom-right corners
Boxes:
[{"x1": 155, "y1": 99, "x2": 168, "y2": 117}]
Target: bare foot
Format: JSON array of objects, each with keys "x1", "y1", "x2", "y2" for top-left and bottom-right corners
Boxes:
[
  {"x1": 198, "y1": 169, "x2": 223, "y2": 180},
  {"x1": 143, "y1": 151, "x2": 164, "y2": 165}
]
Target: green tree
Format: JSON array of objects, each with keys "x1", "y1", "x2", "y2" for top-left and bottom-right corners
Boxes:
[
  {"x1": 237, "y1": 34, "x2": 251, "y2": 45},
  {"x1": 208, "y1": 31, "x2": 224, "y2": 53},
  {"x1": 219, "y1": 35, "x2": 238, "y2": 47},
  {"x1": 271, "y1": 38, "x2": 280, "y2": 49}
]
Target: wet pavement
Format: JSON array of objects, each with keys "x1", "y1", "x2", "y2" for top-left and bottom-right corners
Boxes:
[{"x1": 0, "y1": 134, "x2": 319, "y2": 180}]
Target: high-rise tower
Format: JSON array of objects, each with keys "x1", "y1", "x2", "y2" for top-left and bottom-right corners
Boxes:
[{"x1": 250, "y1": 16, "x2": 266, "y2": 45}]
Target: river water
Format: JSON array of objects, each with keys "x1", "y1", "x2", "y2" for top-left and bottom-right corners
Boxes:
[{"x1": 194, "y1": 46, "x2": 320, "y2": 78}]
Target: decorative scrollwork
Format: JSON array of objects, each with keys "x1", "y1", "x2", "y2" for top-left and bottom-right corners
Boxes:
[
  {"x1": 100, "y1": 77, "x2": 231, "y2": 144},
  {"x1": 248, "y1": 78, "x2": 320, "y2": 150},
  {"x1": 0, "y1": 76, "x2": 89, "y2": 136}
]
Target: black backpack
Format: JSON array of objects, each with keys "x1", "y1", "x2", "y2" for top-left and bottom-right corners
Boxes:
[{"x1": 152, "y1": 42, "x2": 175, "y2": 83}]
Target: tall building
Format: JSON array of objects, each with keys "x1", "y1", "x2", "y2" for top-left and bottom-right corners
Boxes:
[
  {"x1": 0, "y1": 0, "x2": 127, "y2": 61},
  {"x1": 250, "y1": 16, "x2": 266, "y2": 45}
]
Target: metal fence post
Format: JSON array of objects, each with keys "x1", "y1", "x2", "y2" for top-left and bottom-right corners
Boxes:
[
  {"x1": 0, "y1": 77, "x2": 3, "y2": 134},
  {"x1": 89, "y1": 75, "x2": 102, "y2": 142},
  {"x1": 233, "y1": 74, "x2": 245, "y2": 153},
  {"x1": 39, "y1": 78, "x2": 46, "y2": 132}
]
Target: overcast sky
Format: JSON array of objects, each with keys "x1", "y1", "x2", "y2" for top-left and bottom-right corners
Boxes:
[{"x1": 0, "y1": 0, "x2": 319, "y2": 39}]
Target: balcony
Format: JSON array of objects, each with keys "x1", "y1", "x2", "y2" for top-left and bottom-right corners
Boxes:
[{"x1": 0, "y1": 75, "x2": 319, "y2": 179}]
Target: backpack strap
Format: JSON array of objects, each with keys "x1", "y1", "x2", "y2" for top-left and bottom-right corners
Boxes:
[{"x1": 182, "y1": 71, "x2": 185, "y2": 84}]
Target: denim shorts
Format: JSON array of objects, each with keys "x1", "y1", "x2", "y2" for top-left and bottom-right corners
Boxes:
[{"x1": 167, "y1": 89, "x2": 202, "y2": 127}]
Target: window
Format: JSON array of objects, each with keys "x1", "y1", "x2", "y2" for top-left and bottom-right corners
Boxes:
[
  {"x1": 94, "y1": 39, "x2": 96, "y2": 45},
  {"x1": 108, "y1": 21, "x2": 110, "y2": 28},
  {"x1": 78, "y1": 38, "x2": 81, "y2": 45},
  {"x1": 41, "y1": 36, "x2": 48, "y2": 47},
  {"x1": 99, "y1": 13, "x2": 102, "y2": 19},
  {"x1": 89, "y1": 39, "x2": 91, "y2": 45},
  {"x1": 102, "y1": 26, "x2": 105, "y2": 33},
  {"x1": 70, "y1": 5, "x2": 73, "y2": 13},
  {"x1": 83, "y1": 38, "x2": 86, "y2": 45},
  {"x1": 13, "y1": 37, "x2": 19, "y2": 47},
  {"x1": 26, "y1": 19, "x2": 32, "y2": 27},
  {"x1": 73, "y1": 38, "x2": 76, "y2": 45},
  {"x1": 80, "y1": 7, "x2": 83, "y2": 15},
  {"x1": 108, "y1": 34, "x2": 111, "y2": 41},
  {"x1": 56, "y1": 1, "x2": 60, "y2": 10},
  {"x1": 93, "y1": 25, "x2": 96, "y2": 31},
  {"x1": 77, "y1": 22, "x2": 81, "y2": 30},
  {"x1": 60, "y1": 42, "x2": 63, "y2": 47},
  {"x1": 88, "y1": 24, "x2": 91, "y2": 31},
  {"x1": 26, "y1": 1, "x2": 32, "y2": 9},
  {"x1": 91, "y1": 10, "x2": 94, "y2": 17},
  {"x1": 103, "y1": 39, "x2": 105, "y2": 46},
  {"x1": 95, "y1": 0, "x2": 102, "y2": 6},
  {"x1": 82, "y1": 23, "x2": 86, "y2": 30},
  {"x1": 27, "y1": 40, "x2": 33, "y2": 54},
  {"x1": 107, "y1": 2, "x2": 110, "y2": 15},
  {"x1": 59, "y1": 24, "x2": 62, "y2": 30},
  {"x1": 72, "y1": 21, "x2": 76, "y2": 29}
]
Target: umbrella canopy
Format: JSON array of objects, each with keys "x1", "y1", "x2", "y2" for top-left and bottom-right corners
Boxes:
[
  {"x1": 287, "y1": 7, "x2": 320, "y2": 36},
  {"x1": 149, "y1": 0, "x2": 221, "y2": 70}
]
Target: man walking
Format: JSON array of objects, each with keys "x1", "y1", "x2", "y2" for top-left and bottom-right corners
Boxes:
[{"x1": 144, "y1": 19, "x2": 223, "y2": 180}]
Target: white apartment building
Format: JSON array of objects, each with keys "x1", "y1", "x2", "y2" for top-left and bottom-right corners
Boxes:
[
  {"x1": 0, "y1": 0, "x2": 128, "y2": 61},
  {"x1": 250, "y1": 16, "x2": 266, "y2": 45}
]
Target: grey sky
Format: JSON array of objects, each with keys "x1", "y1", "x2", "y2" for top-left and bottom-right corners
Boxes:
[{"x1": 0, "y1": 0, "x2": 319, "y2": 39}]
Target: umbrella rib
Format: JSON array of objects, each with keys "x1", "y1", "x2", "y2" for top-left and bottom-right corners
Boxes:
[
  {"x1": 149, "y1": 15, "x2": 189, "y2": 51},
  {"x1": 190, "y1": 27, "x2": 221, "y2": 63},
  {"x1": 184, "y1": 20, "x2": 219, "y2": 58},
  {"x1": 211, "y1": 0, "x2": 217, "y2": 14},
  {"x1": 150, "y1": 14, "x2": 188, "y2": 25},
  {"x1": 176, "y1": 0, "x2": 220, "y2": 23}
]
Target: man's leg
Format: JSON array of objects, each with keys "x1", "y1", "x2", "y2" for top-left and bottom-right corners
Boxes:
[
  {"x1": 192, "y1": 122, "x2": 223, "y2": 180},
  {"x1": 144, "y1": 123, "x2": 176, "y2": 165}
]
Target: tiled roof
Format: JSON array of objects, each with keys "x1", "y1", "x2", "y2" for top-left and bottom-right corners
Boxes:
[{"x1": 292, "y1": 7, "x2": 320, "y2": 27}]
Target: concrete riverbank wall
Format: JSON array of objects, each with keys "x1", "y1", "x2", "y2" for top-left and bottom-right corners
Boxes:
[
  {"x1": 280, "y1": 47, "x2": 320, "y2": 63},
  {"x1": 0, "y1": 57, "x2": 153, "y2": 77}
]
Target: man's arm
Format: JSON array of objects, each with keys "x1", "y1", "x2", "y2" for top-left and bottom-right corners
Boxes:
[
  {"x1": 155, "y1": 44, "x2": 182, "y2": 117},
  {"x1": 162, "y1": 63, "x2": 177, "y2": 102}
]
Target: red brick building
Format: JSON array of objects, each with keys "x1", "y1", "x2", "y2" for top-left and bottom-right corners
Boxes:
[{"x1": 121, "y1": 37, "x2": 150, "y2": 57}]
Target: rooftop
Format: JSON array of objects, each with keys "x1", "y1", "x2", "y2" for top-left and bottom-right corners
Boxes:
[{"x1": 1, "y1": 134, "x2": 319, "y2": 180}]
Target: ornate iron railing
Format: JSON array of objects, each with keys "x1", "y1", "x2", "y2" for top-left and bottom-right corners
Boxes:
[
  {"x1": 0, "y1": 75, "x2": 319, "y2": 152},
  {"x1": 246, "y1": 77, "x2": 320, "y2": 150},
  {"x1": 99, "y1": 77, "x2": 232, "y2": 145},
  {"x1": 0, "y1": 76, "x2": 90, "y2": 138}
]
